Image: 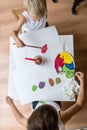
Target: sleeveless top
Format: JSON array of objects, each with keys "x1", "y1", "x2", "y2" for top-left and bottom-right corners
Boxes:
[
  {"x1": 34, "y1": 101, "x2": 65, "y2": 130},
  {"x1": 22, "y1": 10, "x2": 47, "y2": 32}
]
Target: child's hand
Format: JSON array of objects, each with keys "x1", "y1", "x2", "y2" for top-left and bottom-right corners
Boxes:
[
  {"x1": 6, "y1": 96, "x2": 14, "y2": 106},
  {"x1": 75, "y1": 72, "x2": 84, "y2": 83},
  {"x1": 16, "y1": 40, "x2": 25, "y2": 48}
]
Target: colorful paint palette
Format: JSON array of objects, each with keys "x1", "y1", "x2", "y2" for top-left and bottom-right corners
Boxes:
[{"x1": 55, "y1": 51, "x2": 75, "y2": 78}]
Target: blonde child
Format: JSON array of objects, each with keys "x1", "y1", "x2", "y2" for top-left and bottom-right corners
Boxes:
[
  {"x1": 12, "y1": 0, "x2": 47, "y2": 48},
  {"x1": 6, "y1": 72, "x2": 85, "y2": 130}
]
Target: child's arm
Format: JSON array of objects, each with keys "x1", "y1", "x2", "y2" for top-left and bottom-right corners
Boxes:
[
  {"x1": 6, "y1": 96, "x2": 27, "y2": 127},
  {"x1": 60, "y1": 72, "x2": 84, "y2": 124},
  {"x1": 12, "y1": 15, "x2": 26, "y2": 48}
]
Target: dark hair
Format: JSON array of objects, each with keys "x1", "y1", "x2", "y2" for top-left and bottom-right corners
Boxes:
[{"x1": 27, "y1": 104, "x2": 59, "y2": 130}]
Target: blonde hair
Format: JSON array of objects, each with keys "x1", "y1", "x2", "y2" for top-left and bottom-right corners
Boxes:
[{"x1": 24, "y1": 0, "x2": 47, "y2": 17}]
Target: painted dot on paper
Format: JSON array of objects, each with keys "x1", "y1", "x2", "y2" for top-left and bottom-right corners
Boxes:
[
  {"x1": 39, "y1": 82, "x2": 45, "y2": 89},
  {"x1": 49, "y1": 78, "x2": 54, "y2": 86},
  {"x1": 39, "y1": 101, "x2": 45, "y2": 104},
  {"x1": 32, "y1": 85, "x2": 37, "y2": 92},
  {"x1": 55, "y1": 77, "x2": 61, "y2": 84}
]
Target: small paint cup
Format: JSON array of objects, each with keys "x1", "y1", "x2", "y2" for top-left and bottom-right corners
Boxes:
[{"x1": 35, "y1": 55, "x2": 45, "y2": 65}]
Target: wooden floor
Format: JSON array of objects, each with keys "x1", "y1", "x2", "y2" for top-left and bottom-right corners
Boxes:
[{"x1": 0, "y1": 0, "x2": 87, "y2": 129}]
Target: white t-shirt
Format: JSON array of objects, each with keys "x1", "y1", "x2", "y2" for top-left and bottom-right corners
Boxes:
[
  {"x1": 22, "y1": 10, "x2": 47, "y2": 32},
  {"x1": 34, "y1": 101, "x2": 65, "y2": 130}
]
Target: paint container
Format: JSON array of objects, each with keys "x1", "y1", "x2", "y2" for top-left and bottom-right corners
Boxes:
[{"x1": 35, "y1": 55, "x2": 45, "y2": 65}]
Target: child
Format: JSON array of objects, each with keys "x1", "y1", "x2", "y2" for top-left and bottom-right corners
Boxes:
[
  {"x1": 12, "y1": 0, "x2": 47, "y2": 48},
  {"x1": 6, "y1": 71, "x2": 85, "y2": 130},
  {"x1": 72, "y1": 0, "x2": 85, "y2": 15}
]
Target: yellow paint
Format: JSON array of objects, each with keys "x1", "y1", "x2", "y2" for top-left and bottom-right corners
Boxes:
[{"x1": 59, "y1": 52, "x2": 73, "y2": 64}]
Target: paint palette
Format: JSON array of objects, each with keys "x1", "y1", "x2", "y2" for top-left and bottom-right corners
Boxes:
[{"x1": 55, "y1": 51, "x2": 75, "y2": 78}]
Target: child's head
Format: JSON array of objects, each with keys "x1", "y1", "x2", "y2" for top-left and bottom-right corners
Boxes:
[
  {"x1": 24, "y1": 0, "x2": 47, "y2": 20},
  {"x1": 27, "y1": 104, "x2": 59, "y2": 130}
]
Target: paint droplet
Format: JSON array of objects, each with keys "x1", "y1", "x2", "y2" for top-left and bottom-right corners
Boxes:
[
  {"x1": 55, "y1": 77, "x2": 61, "y2": 84},
  {"x1": 39, "y1": 101, "x2": 45, "y2": 104},
  {"x1": 39, "y1": 82, "x2": 45, "y2": 89},
  {"x1": 49, "y1": 78, "x2": 54, "y2": 86},
  {"x1": 32, "y1": 85, "x2": 37, "y2": 92}
]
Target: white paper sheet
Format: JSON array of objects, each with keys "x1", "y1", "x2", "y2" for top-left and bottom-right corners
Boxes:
[{"x1": 8, "y1": 26, "x2": 75, "y2": 105}]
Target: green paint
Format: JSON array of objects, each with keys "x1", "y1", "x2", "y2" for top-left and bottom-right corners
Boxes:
[
  {"x1": 39, "y1": 101, "x2": 45, "y2": 104},
  {"x1": 55, "y1": 77, "x2": 61, "y2": 84},
  {"x1": 63, "y1": 65, "x2": 74, "y2": 78},
  {"x1": 32, "y1": 85, "x2": 37, "y2": 92}
]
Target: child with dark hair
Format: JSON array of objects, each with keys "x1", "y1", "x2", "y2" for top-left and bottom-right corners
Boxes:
[
  {"x1": 6, "y1": 72, "x2": 85, "y2": 130},
  {"x1": 27, "y1": 104, "x2": 59, "y2": 130}
]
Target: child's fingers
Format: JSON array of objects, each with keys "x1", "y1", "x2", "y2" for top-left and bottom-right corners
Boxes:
[
  {"x1": 6, "y1": 96, "x2": 9, "y2": 101},
  {"x1": 6, "y1": 96, "x2": 10, "y2": 101},
  {"x1": 75, "y1": 72, "x2": 80, "y2": 77},
  {"x1": 5, "y1": 96, "x2": 13, "y2": 104},
  {"x1": 6, "y1": 96, "x2": 10, "y2": 103},
  {"x1": 75, "y1": 72, "x2": 84, "y2": 82},
  {"x1": 75, "y1": 72, "x2": 83, "y2": 76}
]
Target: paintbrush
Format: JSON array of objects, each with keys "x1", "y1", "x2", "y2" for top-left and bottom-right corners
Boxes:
[{"x1": 13, "y1": 43, "x2": 48, "y2": 53}]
